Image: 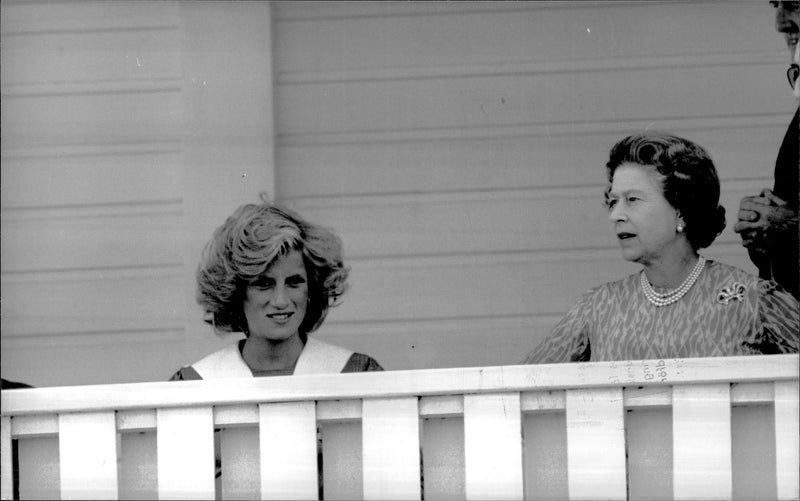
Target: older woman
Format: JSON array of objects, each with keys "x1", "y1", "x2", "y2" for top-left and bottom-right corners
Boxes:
[
  {"x1": 171, "y1": 197, "x2": 382, "y2": 380},
  {"x1": 523, "y1": 133, "x2": 798, "y2": 364}
]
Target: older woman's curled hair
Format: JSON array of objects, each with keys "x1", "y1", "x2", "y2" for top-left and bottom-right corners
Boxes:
[
  {"x1": 606, "y1": 133, "x2": 727, "y2": 250},
  {"x1": 196, "y1": 194, "x2": 349, "y2": 339}
]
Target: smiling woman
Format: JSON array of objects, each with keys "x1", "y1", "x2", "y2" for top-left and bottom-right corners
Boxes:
[
  {"x1": 522, "y1": 133, "x2": 799, "y2": 363},
  {"x1": 170, "y1": 196, "x2": 382, "y2": 381}
]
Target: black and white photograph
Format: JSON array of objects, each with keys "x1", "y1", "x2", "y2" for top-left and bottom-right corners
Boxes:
[{"x1": 1, "y1": 1, "x2": 798, "y2": 499}]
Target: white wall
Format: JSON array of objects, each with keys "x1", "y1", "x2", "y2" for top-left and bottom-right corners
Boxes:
[
  {"x1": 1, "y1": 1, "x2": 792, "y2": 385},
  {"x1": 1, "y1": 1, "x2": 275, "y2": 386},
  {"x1": 270, "y1": 1, "x2": 792, "y2": 370}
]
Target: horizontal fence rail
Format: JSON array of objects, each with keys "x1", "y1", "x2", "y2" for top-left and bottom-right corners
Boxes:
[{"x1": 1, "y1": 354, "x2": 798, "y2": 500}]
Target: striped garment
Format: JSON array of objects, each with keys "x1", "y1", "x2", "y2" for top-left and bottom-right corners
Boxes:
[{"x1": 523, "y1": 260, "x2": 799, "y2": 364}]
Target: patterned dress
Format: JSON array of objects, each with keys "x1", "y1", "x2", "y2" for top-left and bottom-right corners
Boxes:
[{"x1": 523, "y1": 260, "x2": 799, "y2": 364}]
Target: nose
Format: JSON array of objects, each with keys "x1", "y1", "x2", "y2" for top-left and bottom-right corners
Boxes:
[
  {"x1": 271, "y1": 284, "x2": 290, "y2": 308},
  {"x1": 608, "y1": 202, "x2": 627, "y2": 222}
]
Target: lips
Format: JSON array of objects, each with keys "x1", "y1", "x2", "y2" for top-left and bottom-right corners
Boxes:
[
  {"x1": 267, "y1": 312, "x2": 294, "y2": 322},
  {"x1": 617, "y1": 232, "x2": 636, "y2": 240}
]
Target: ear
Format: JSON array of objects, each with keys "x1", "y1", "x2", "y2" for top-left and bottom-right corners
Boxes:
[{"x1": 675, "y1": 210, "x2": 687, "y2": 234}]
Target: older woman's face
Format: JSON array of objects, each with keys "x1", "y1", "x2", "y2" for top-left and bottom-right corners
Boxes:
[
  {"x1": 606, "y1": 163, "x2": 683, "y2": 266},
  {"x1": 243, "y1": 249, "x2": 309, "y2": 342},
  {"x1": 773, "y1": 1, "x2": 799, "y2": 58}
]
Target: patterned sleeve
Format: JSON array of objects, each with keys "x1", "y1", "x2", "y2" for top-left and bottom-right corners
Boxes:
[
  {"x1": 751, "y1": 280, "x2": 800, "y2": 354},
  {"x1": 342, "y1": 353, "x2": 384, "y2": 372},
  {"x1": 520, "y1": 289, "x2": 594, "y2": 364}
]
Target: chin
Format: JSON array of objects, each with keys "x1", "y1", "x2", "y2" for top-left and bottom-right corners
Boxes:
[{"x1": 618, "y1": 248, "x2": 641, "y2": 263}]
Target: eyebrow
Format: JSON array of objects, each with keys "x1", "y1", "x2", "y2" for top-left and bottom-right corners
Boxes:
[{"x1": 607, "y1": 188, "x2": 646, "y2": 197}]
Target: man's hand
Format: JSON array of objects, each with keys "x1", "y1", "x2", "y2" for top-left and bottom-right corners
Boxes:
[{"x1": 734, "y1": 189, "x2": 798, "y2": 253}]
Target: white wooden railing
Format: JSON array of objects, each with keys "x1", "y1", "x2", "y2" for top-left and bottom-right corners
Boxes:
[{"x1": 1, "y1": 355, "x2": 798, "y2": 500}]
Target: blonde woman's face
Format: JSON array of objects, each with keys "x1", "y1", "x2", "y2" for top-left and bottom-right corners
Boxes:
[{"x1": 243, "y1": 249, "x2": 309, "y2": 342}]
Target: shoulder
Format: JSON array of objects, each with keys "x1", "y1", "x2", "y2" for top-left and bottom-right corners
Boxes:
[
  {"x1": 172, "y1": 341, "x2": 250, "y2": 380},
  {"x1": 702, "y1": 260, "x2": 766, "y2": 292},
  {"x1": 342, "y1": 352, "x2": 384, "y2": 372},
  {"x1": 699, "y1": 260, "x2": 799, "y2": 307},
  {"x1": 582, "y1": 272, "x2": 639, "y2": 302}
]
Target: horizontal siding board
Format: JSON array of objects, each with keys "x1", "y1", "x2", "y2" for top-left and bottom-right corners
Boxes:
[
  {"x1": 296, "y1": 190, "x2": 614, "y2": 258},
  {"x1": 0, "y1": 29, "x2": 180, "y2": 88},
  {"x1": 0, "y1": 151, "x2": 182, "y2": 209},
  {"x1": 0, "y1": 92, "x2": 182, "y2": 149},
  {"x1": 334, "y1": 252, "x2": 638, "y2": 322},
  {"x1": 278, "y1": 124, "x2": 785, "y2": 198},
  {"x1": 277, "y1": 66, "x2": 781, "y2": 136},
  {"x1": 288, "y1": 183, "x2": 765, "y2": 260},
  {"x1": 1, "y1": 211, "x2": 183, "y2": 272},
  {"x1": 324, "y1": 246, "x2": 752, "y2": 325},
  {"x1": 0, "y1": 329, "x2": 190, "y2": 387},
  {"x1": 274, "y1": 2, "x2": 776, "y2": 73},
  {"x1": 0, "y1": 271, "x2": 184, "y2": 336},
  {"x1": 0, "y1": 1, "x2": 180, "y2": 34},
  {"x1": 318, "y1": 314, "x2": 561, "y2": 370}
]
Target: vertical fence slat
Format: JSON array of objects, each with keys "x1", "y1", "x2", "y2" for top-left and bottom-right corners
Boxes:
[
  {"x1": 672, "y1": 383, "x2": 732, "y2": 501},
  {"x1": 1, "y1": 417, "x2": 12, "y2": 500},
  {"x1": 119, "y1": 431, "x2": 157, "y2": 500},
  {"x1": 774, "y1": 381, "x2": 799, "y2": 501},
  {"x1": 259, "y1": 401, "x2": 318, "y2": 500},
  {"x1": 59, "y1": 411, "x2": 118, "y2": 500},
  {"x1": 565, "y1": 388, "x2": 626, "y2": 501},
  {"x1": 362, "y1": 397, "x2": 421, "y2": 501},
  {"x1": 220, "y1": 427, "x2": 260, "y2": 500},
  {"x1": 523, "y1": 412, "x2": 568, "y2": 501},
  {"x1": 157, "y1": 407, "x2": 215, "y2": 500},
  {"x1": 464, "y1": 392, "x2": 523, "y2": 501},
  {"x1": 422, "y1": 416, "x2": 465, "y2": 500},
  {"x1": 322, "y1": 421, "x2": 363, "y2": 501}
]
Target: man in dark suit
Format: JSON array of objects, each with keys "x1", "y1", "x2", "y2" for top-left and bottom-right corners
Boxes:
[{"x1": 734, "y1": 1, "x2": 799, "y2": 299}]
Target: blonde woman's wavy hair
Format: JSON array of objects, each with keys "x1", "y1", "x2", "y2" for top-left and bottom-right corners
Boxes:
[{"x1": 196, "y1": 194, "x2": 349, "y2": 340}]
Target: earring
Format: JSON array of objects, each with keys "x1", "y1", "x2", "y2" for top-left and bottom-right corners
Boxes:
[{"x1": 677, "y1": 223, "x2": 684, "y2": 233}]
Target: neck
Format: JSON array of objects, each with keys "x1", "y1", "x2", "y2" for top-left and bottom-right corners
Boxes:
[
  {"x1": 242, "y1": 334, "x2": 304, "y2": 372},
  {"x1": 642, "y1": 251, "x2": 700, "y2": 289}
]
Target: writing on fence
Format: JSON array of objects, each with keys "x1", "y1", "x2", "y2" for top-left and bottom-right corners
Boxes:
[{"x1": 1, "y1": 354, "x2": 798, "y2": 500}]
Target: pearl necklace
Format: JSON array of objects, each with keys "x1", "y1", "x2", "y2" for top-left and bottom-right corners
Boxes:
[{"x1": 640, "y1": 256, "x2": 706, "y2": 307}]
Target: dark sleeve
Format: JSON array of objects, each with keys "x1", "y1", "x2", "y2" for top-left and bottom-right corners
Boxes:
[
  {"x1": 750, "y1": 280, "x2": 800, "y2": 354},
  {"x1": 168, "y1": 366, "x2": 204, "y2": 381},
  {"x1": 342, "y1": 353, "x2": 384, "y2": 372},
  {"x1": 1, "y1": 378, "x2": 33, "y2": 389},
  {"x1": 772, "y1": 109, "x2": 799, "y2": 206}
]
